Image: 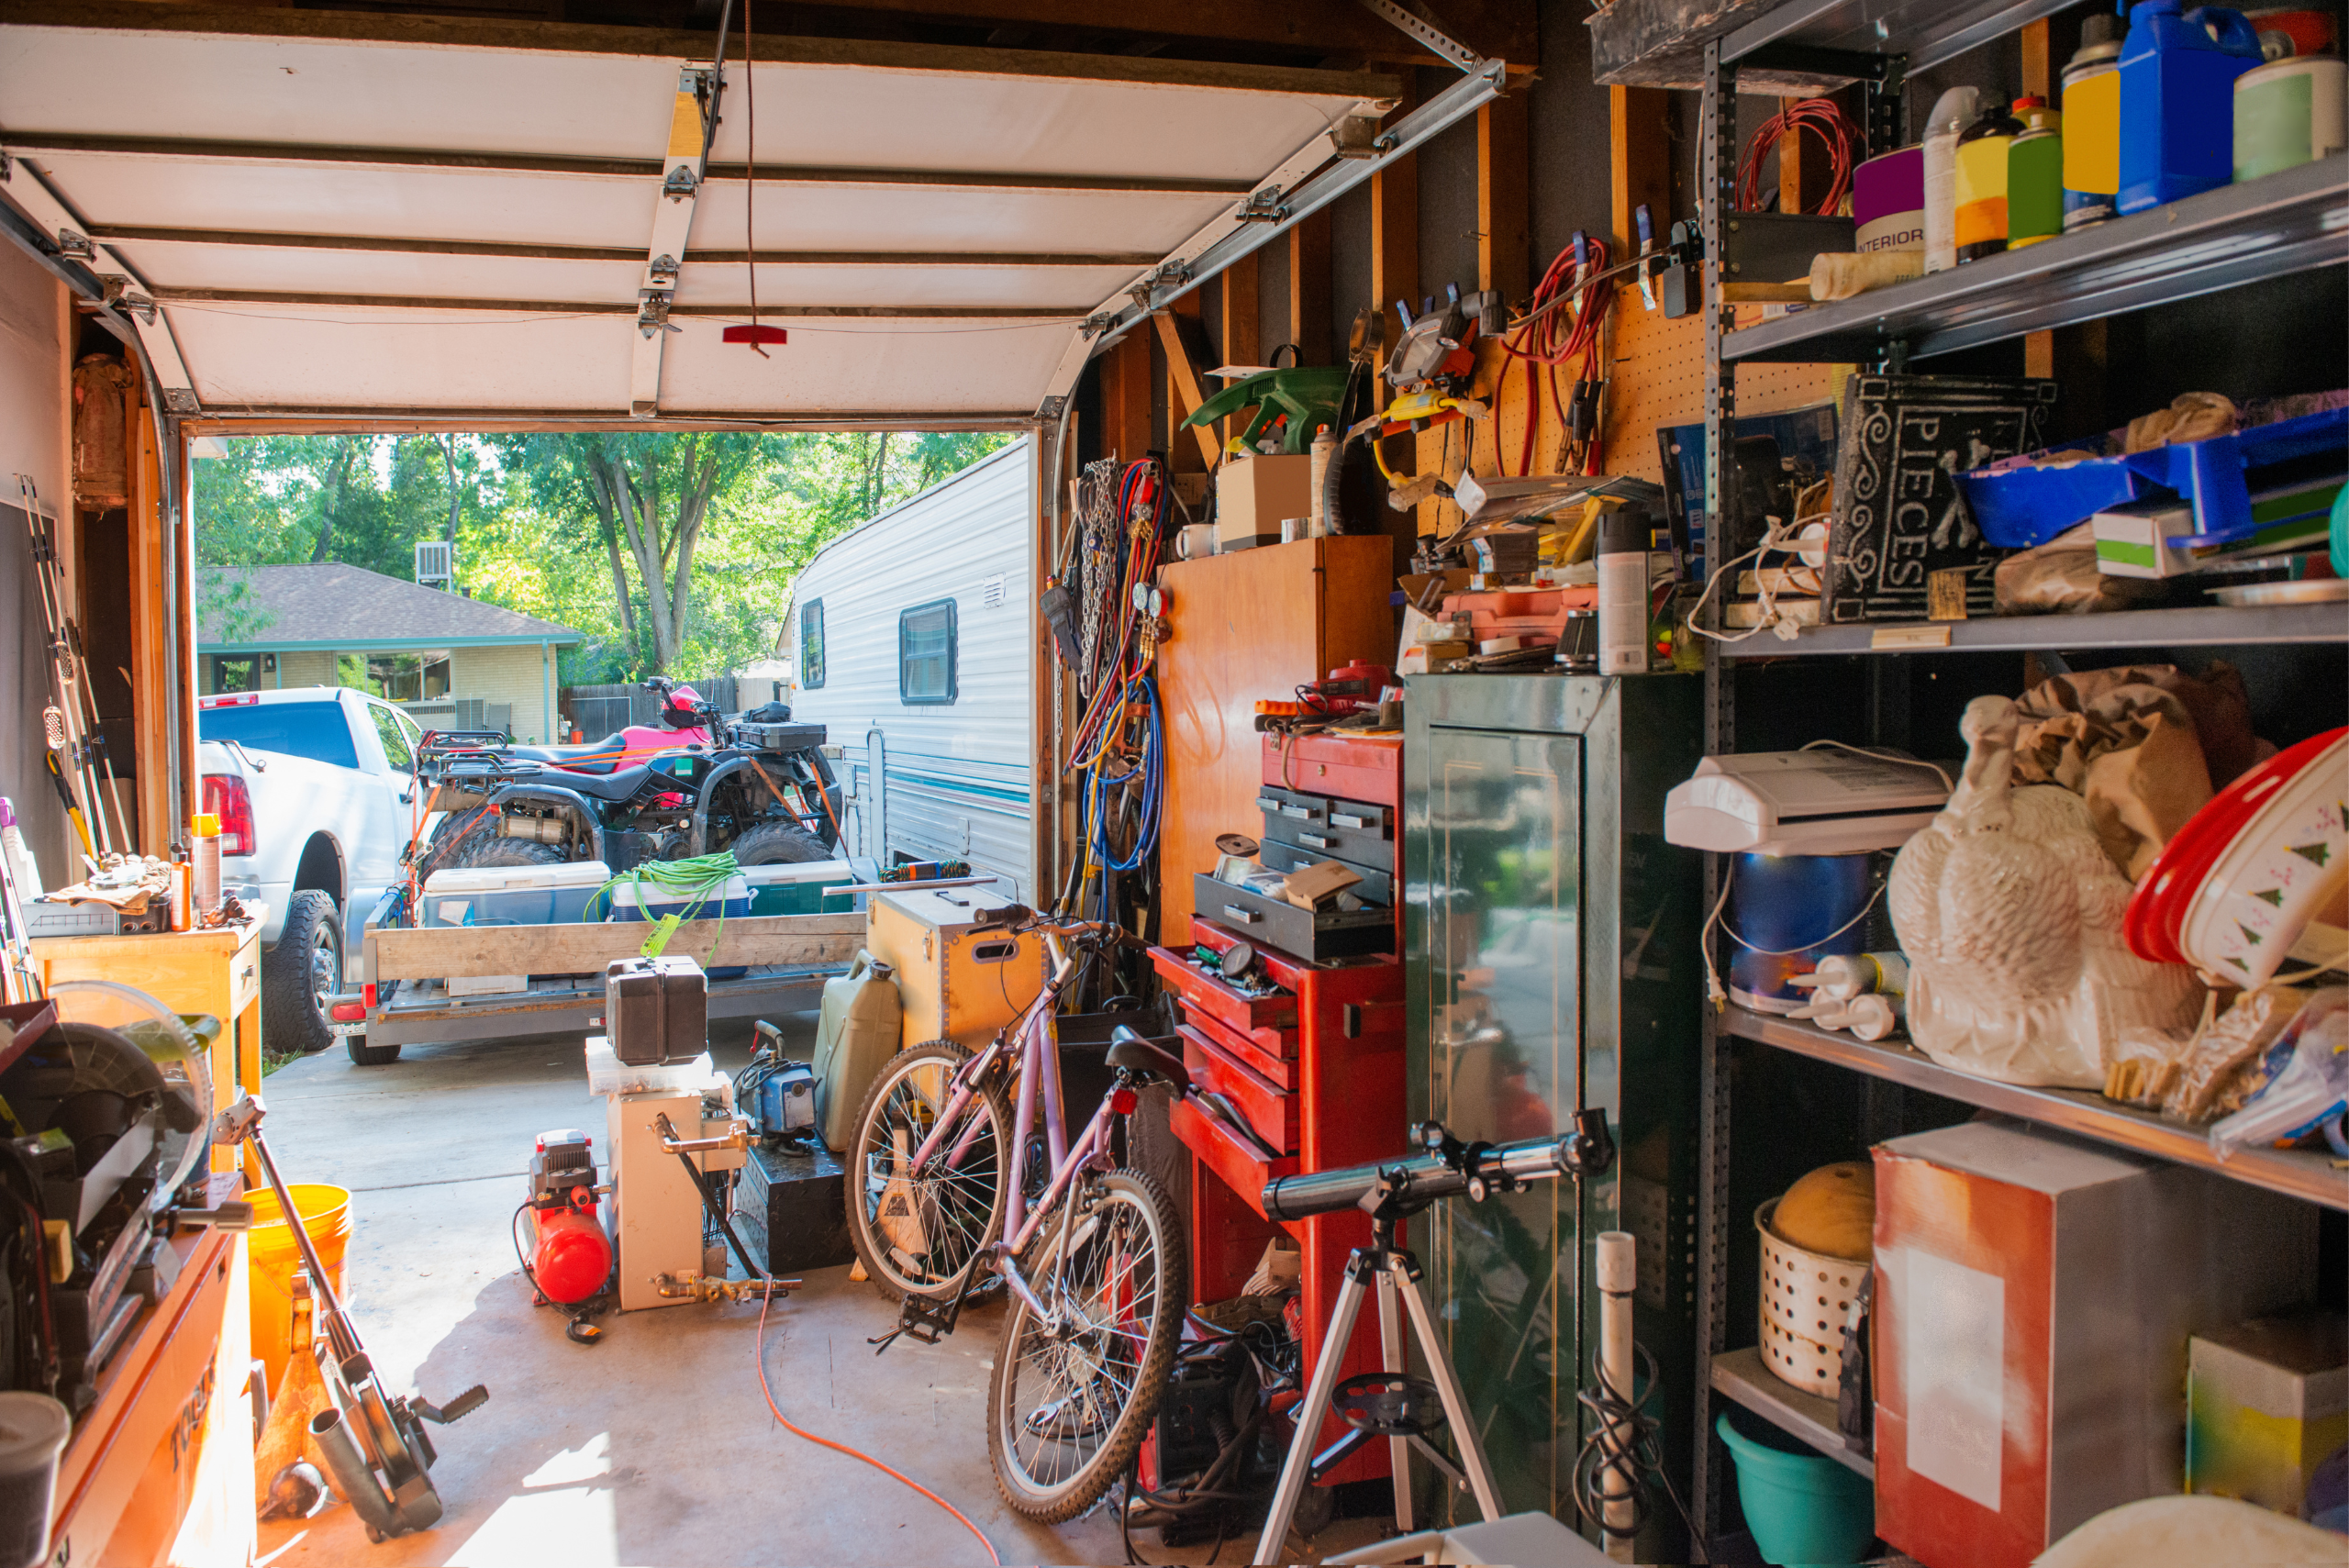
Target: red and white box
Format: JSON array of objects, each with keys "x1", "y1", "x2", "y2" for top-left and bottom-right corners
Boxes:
[{"x1": 1872, "y1": 1118, "x2": 2315, "y2": 1568}]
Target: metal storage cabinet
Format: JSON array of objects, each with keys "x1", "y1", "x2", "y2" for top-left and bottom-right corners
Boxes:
[{"x1": 1403, "y1": 674, "x2": 1704, "y2": 1551}]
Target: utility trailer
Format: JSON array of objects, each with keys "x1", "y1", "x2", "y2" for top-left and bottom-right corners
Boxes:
[{"x1": 346, "y1": 903, "x2": 865, "y2": 1063}]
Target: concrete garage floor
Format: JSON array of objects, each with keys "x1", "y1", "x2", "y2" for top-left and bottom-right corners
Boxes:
[{"x1": 250, "y1": 1015, "x2": 1389, "y2": 1568}]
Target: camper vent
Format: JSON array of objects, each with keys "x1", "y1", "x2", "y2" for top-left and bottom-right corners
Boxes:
[{"x1": 982, "y1": 573, "x2": 1007, "y2": 607}]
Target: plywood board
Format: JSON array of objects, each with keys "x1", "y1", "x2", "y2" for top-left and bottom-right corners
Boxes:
[{"x1": 371, "y1": 911, "x2": 864, "y2": 979}]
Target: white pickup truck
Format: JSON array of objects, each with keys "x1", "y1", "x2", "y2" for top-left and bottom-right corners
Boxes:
[{"x1": 197, "y1": 686, "x2": 427, "y2": 1062}]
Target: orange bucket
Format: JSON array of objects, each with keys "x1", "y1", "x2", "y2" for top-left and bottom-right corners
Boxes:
[{"x1": 243, "y1": 1183, "x2": 351, "y2": 1393}]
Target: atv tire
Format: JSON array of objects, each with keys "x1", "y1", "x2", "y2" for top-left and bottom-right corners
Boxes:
[{"x1": 729, "y1": 820, "x2": 831, "y2": 865}]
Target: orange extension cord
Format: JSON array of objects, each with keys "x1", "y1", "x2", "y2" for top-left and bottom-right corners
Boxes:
[{"x1": 754, "y1": 1284, "x2": 1003, "y2": 1566}]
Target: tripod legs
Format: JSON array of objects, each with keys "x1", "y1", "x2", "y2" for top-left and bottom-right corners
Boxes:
[{"x1": 1252, "y1": 1248, "x2": 1506, "y2": 1564}]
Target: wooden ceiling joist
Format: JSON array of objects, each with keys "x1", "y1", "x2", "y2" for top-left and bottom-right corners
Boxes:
[{"x1": 0, "y1": 1, "x2": 1407, "y2": 95}]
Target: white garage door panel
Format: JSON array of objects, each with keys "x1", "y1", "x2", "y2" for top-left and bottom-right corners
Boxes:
[
  {"x1": 2, "y1": 26, "x2": 1363, "y2": 182},
  {"x1": 167, "y1": 306, "x2": 632, "y2": 410},
  {"x1": 656, "y1": 317, "x2": 1066, "y2": 413},
  {"x1": 0, "y1": 29, "x2": 701, "y2": 159},
  {"x1": 680, "y1": 184, "x2": 1229, "y2": 260},
  {"x1": 116, "y1": 242, "x2": 646, "y2": 306},
  {"x1": 29, "y1": 155, "x2": 663, "y2": 250}
]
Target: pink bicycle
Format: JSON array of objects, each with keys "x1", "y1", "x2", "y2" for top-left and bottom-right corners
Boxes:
[{"x1": 843, "y1": 908, "x2": 1189, "y2": 1520}]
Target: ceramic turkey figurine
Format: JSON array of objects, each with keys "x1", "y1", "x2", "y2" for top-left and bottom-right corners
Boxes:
[{"x1": 1889, "y1": 695, "x2": 2205, "y2": 1087}]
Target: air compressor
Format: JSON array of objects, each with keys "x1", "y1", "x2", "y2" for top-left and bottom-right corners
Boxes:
[{"x1": 522, "y1": 1128, "x2": 613, "y2": 1312}]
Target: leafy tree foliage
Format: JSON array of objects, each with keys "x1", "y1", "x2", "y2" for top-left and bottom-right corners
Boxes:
[{"x1": 194, "y1": 428, "x2": 1009, "y2": 683}]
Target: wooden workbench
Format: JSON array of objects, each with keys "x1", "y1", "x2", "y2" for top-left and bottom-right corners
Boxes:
[{"x1": 31, "y1": 911, "x2": 266, "y2": 1180}]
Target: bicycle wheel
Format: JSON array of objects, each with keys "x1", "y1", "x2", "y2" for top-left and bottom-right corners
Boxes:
[
  {"x1": 986, "y1": 1168, "x2": 1185, "y2": 1521},
  {"x1": 844, "y1": 1040, "x2": 1012, "y2": 1303}
]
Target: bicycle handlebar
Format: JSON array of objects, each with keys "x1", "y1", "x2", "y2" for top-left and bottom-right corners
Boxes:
[{"x1": 1260, "y1": 1111, "x2": 1614, "y2": 1222}]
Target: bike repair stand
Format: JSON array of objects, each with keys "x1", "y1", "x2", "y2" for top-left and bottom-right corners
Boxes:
[{"x1": 1253, "y1": 1173, "x2": 1504, "y2": 1564}]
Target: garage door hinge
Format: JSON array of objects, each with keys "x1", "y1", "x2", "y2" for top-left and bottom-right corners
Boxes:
[
  {"x1": 638, "y1": 291, "x2": 678, "y2": 336},
  {"x1": 1081, "y1": 311, "x2": 1121, "y2": 339},
  {"x1": 1127, "y1": 261, "x2": 1192, "y2": 311},
  {"x1": 117, "y1": 290, "x2": 156, "y2": 325},
  {"x1": 1355, "y1": 0, "x2": 1482, "y2": 73},
  {"x1": 647, "y1": 253, "x2": 681, "y2": 284},
  {"x1": 1235, "y1": 186, "x2": 1291, "y2": 225},
  {"x1": 56, "y1": 228, "x2": 94, "y2": 261},
  {"x1": 662, "y1": 166, "x2": 699, "y2": 200},
  {"x1": 162, "y1": 387, "x2": 200, "y2": 414}
]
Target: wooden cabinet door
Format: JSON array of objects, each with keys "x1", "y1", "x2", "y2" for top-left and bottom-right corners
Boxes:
[{"x1": 1156, "y1": 536, "x2": 1393, "y2": 942}]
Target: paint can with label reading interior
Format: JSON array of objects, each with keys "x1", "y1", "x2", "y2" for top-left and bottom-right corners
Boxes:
[{"x1": 1853, "y1": 146, "x2": 1925, "y2": 255}]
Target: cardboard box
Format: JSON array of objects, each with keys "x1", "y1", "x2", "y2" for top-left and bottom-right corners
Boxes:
[
  {"x1": 1217, "y1": 453, "x2": 1312, "y2": 550},
  {"x1": 1872, "y1": 1119, "x2": 2315, "y2": 1568},
  {"x1": 2188, "y1": 1314, "x2": 2349, "y2": 1519},
  {"x1": 1280, "y1": 859, "x2": 1361, "y2": 910}
]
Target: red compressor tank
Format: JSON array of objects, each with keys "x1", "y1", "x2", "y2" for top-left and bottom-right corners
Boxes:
[{"x1": 526, "y1": 1129, "x2": 611, "y2": 1306}]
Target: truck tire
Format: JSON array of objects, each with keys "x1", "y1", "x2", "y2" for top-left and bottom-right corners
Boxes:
[
  {"x1": 264, "y1": 889, "x2": 342, "y2": 1058},
  {"x1": 729, "y1": 820, "x2": 830, "y2": 864},
  {"x1": 347, "y1": 1036, "x2": 401, "y2": 1067}
]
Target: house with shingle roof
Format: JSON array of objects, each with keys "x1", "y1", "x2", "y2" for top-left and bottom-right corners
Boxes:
[{"x1": 197, "y1": 563, "x2": 582, "y2": 744}]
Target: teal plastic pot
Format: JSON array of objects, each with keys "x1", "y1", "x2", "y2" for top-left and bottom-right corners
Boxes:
[{"x1": 1716, "y1": 1410, "x2": 1876, "y2": 1566}]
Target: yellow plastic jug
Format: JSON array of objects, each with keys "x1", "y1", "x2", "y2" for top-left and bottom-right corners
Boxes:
[{"x1": 814, "y1": 951, "x2": 903, "y2": 1151}]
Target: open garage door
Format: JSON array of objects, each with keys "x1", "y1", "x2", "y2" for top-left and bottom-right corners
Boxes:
[{"x1": 0, "y1": 4, "x2": 1510, "y2": 427}]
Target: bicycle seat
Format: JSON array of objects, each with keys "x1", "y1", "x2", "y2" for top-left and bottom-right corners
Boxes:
[{"x1": 1106, "y1": 1029, "x2": 1190, "y2": 1094}]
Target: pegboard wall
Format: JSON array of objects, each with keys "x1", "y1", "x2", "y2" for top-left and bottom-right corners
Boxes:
[
  {"x1": 1393, "y1": 300, "x2": 1844, "y2": 537},
  {"x1": 1601, "y1": 303, "x2": 1842, "y2": 484}
]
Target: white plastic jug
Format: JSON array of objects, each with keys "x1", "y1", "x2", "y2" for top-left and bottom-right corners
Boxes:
[{"x1": 814, "y1": 951, "x2": 903, "y2": 1151}]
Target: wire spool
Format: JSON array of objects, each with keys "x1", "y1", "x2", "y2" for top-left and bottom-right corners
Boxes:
[{"x1": 1755, "y1": 1198, "x2": 1866, "y2": 1397}]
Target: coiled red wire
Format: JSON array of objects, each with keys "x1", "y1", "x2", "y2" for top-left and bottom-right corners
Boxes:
[
  {"x1": 1735, "y1": 97, "x2": 1858, "y2": 215},
  {"x1": 1496, "y1": 234, "x2": 1615, "y2": 477}
]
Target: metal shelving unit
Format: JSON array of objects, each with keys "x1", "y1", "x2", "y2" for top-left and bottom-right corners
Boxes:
[
  {"x1": 1724, "y1": 155, "x2": 2349, "y2": 364},
  {"x1": 1728, "y1": 1010, "x2": 2349, "y2": 1211},
  {"x1": 1720, "y1": 598, "x2": 2349, "y2": 657},
  {"x1": 1709, "y1": 1347, "x2": 1873, "y2": 1480},
  {"x1": 1686, "y1": 1, "x2": 2349, "y2": 1536}
]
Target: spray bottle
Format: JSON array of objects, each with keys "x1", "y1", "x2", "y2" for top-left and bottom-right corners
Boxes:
[
  {"x1": 1954, "y1": 95, "x2": 2025, "y2": 261},
  {"x1": 1598, "y1": 508, "x2": 1653, "y2": 676},
  {"x1": 1921, "y1": 86, "x2": 1983, "y2": 273},
  {"x1": 191, "y1": 813, "x2": 222, "y2": 915},
  {"x1": 2062, "y1": 13, "x2": 2127, "y2": 230}
]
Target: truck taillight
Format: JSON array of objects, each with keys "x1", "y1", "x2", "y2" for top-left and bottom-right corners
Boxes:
[{"x1": 200, "y1": 773, "x2": 256, "y2": 856}]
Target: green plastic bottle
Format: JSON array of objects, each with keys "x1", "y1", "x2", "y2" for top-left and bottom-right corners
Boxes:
[{"x1": 2008, "y1": 95, "x2": 2065, "y2": 248}]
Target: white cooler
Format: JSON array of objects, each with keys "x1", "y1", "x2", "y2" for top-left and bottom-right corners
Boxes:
[{"x1": 419, "y1": 860, "x2": 613, "y2": 928}]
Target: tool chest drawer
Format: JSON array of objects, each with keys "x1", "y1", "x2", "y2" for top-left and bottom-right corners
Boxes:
[
  {"x1": 1175, "y1": 1004, "x2": 1295, "y2": 1089},
  {"x1": 1258, "y1": 838, "x2": 1392, "y2": 906},
  {"x1": 1149, "y1": 946, "x2": 1299, "y2": 1035},
  {"x1": 1193, "y1": 874, "x2": 1393, "y2": 963},
  {"x1": 1253, "y1": 784, "x2": 1330, "y2": 825},
  {"x1": 1177, "y1": 1023, "x2": 1297, "y2": 1154},
  {"x1": 1259, "y1": 810, "x2": 1392, "y2": 868},
  {"x1": 1170, "y1": 1093, "x2": 1293, "y2": 1215}
]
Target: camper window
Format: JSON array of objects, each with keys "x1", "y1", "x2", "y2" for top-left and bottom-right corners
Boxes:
[
  {"x1": 801, "y1": 599, "x2": 826, "y2": 690},
  {"x1": 898, "y1": 598, "x2": 957, "y2": 706}
]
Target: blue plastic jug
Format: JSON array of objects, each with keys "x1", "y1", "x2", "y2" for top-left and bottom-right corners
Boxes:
[{"x1": 2117, "y1": 0, "x2": 2265, "y2": 213}]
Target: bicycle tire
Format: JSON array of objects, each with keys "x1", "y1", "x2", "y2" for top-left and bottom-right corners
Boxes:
[
  {"x1": 843, "y1": 1040, "x2": 1012, "y2": 1304},
  {"x1": 985, "y1": 1167, "x2": 1186, "y2": 1522}
]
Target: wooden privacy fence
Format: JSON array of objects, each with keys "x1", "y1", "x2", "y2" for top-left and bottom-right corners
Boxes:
[{"x1": 561, "y1": 675, "x2": 740, "y2": 738}]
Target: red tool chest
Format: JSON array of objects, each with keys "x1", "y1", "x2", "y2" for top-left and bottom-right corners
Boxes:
[{"x1": 1152, "y1": 728, "x2": 1407, "y2": 1487}]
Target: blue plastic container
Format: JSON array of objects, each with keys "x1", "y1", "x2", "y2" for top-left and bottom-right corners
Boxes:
[
  {"x1": 1728, "y1": 853, "x2": 1873, "y2": 1013},
  {"x1": 1717, "y1": 1410, "x2": 1876, "y2": 1566},
  {"x1": 2116, "y1": 0, "x2": 2264, "y2": 214}
]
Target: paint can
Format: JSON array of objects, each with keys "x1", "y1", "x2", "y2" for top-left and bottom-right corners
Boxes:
[
  {"x1": 1921, "y1": 87, "x2": 1982, "y2": 273},
  {"x1": 2234, "y1": 55, "x2": 2349, "y2": 182},
  {"x1": 1853, "y1": 146, "x2": 1924, "y2": 254},
  {"x1": 2063, "y1": 13, "x2": 2126, "y2": 229}
]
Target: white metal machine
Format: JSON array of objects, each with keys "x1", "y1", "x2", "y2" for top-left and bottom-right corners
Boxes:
[
  {"x1": 584, "y1": 1036, "x2": 747, "y2": 1311},
  {"x1": 1664, "y1": 749, "x2": 1950, "y2": 856}
]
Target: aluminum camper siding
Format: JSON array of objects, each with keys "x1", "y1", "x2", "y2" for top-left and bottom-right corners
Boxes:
[{"x1": 786, "y1": 438, "x2": 1034, "y2": 899}]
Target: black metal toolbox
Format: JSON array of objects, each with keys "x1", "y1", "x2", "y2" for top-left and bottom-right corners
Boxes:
[
  {"x1": 604, "y1": 955, "x2": 707, "y2": 1064},
  {"x1": 1192, "y1": 874, "x2": 1393, "y2": 962}
]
